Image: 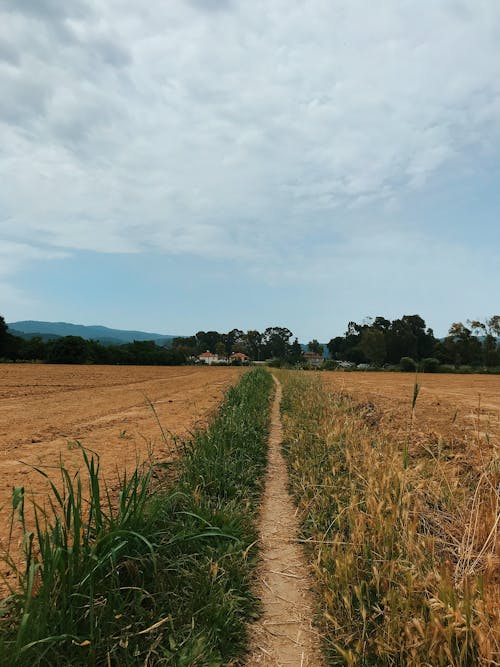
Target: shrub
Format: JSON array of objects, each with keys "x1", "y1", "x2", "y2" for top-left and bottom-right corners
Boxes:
[
  {"x1": 420, "y1": 357, "x2": 440, "y2": 373},
  {"x1": 399, "y1": 356, "x2": 417, "y2": 372}
]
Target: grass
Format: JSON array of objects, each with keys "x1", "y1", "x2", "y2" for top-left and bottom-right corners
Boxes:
[
  {"x1": 0, "y1": 367, "x2": 273, "y2": 666},
  {"x1": 278, "y1": 370, "x2": 499, "y2": 666}
]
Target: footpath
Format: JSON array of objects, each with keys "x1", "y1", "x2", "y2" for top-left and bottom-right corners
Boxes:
[{"x1": 246, "y1": 376, "x2": 324, "y2": 667}]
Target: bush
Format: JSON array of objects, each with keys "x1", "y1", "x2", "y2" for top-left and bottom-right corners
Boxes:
[
  {"x1": 400, "y1": 356, "x2": 417, "y2": 372},
  {"x1": 420, "y1": 357, "x2": 440, "y2": 373}
]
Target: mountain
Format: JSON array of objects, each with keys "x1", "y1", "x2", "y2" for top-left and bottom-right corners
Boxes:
[
  {"x1": 8, "y1": 329, "x2": 63, "y2": 343},
  {"x1": 8, "y1": 321, "x2": 177, "y2": 346}
]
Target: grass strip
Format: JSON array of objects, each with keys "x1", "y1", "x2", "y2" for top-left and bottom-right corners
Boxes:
[
  {"x1": 278, "y1": 371, "x2": 498, "y2": 666},
  {"x1": 0, "y1": 367, "x2": 273, "y2": 666}
]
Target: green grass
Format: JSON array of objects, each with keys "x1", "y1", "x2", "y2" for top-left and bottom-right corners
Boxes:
[
  {"x1": 278, "y1": 370, "x2": 498, "y2": 666},
  {"x1": 0, "y1": 367, "x2": 273, "y2": 666}
]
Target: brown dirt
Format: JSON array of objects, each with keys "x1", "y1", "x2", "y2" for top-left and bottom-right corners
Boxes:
[
  {"x1": 247, "y1": 377, "x2": 325, "y2": 667},
  {"x1": 321, "y1": 371, "x2": 500, "y2": 447},
  {"x1": 0, "y1": 364, "x2": 242, "y2": 589}
]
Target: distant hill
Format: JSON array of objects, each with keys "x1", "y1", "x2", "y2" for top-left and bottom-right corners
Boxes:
[
  {"x1": 8, "y1": 321, "x2": 177, "y2": 346},
  {"x1": 8, "y1": 329, "x2": 63, "y2": 343}
]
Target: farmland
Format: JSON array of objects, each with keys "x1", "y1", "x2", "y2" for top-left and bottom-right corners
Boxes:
[
  {"x1": 322, "y1": 371, "x2": 500, "y2": 445},
  {"x1": 0, "y1": 366, "x2": 498, "y2": 665},
  {"x1": 0, "y1": 365, "x2": 242, "y2": 558},
  {"x1": 0, "y1": 367, "x2": 273, "y2": 666},
  {"x1": 281, "y1": 370, "x2": 499, "y2": 665}
]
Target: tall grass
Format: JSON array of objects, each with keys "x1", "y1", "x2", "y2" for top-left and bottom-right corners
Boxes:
[
  {"x1": 278, "y1": 371, "x2": 499, "y2": 666},
  {"x1": 0, "y1": 367, "x2": 273, "y2": 666}
]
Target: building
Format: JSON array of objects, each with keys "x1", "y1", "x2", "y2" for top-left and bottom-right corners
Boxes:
[
  {"x1": 198, "y1": 351, "x2": 219, "y2": 365},
  {"x1": 229, "y1": 352, "x2": 250, "y2": 364},
  {"x1": 303, "y1": 351, "x2": 323, "y2": 368}
]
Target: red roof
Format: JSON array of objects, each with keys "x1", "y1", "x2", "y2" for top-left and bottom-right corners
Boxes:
[
  {"x1": 230, "y1": 352, "x2": 249, "y2": 359},
  {"x1": 199, "y1": 351, "x2": 217, "y2": 358}
]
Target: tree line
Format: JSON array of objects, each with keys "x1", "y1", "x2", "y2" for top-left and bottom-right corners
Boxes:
[
  {"x1": 171, "y1": 327, "x2": 303, "y2": 363},
  {"x1": 327, "y1": 314, "x2": 500, "y2": 369},
  {"x1": 0, "y1": 317, "x2": 184, "y2": 365},
  {"x1": 1, "y1": 314, "x2": 499, "y2": 369}
]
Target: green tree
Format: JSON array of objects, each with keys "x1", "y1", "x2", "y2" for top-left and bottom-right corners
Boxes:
[
  {"x1": 289, "y1": 338, "x2": 304, "y2": 364},
  {"x1": 225, "y1": 329, "x2": 244, "y2": 355},
  {"x1": 446, "y1": 322, "x2": 482, "y2": 366},
  {"x1": 469, "y1": 316, "x2": 500, "y2": 366},
  {"x1": 195, "y1": 331, "x2": 223, "y2": 354},
  {"x1": 48, "y1": 336, "x2": 89, "y2": 364},
  {"x1": 307, "y1": 339, "x2": 323, "y2": 355},
  {"x1": 215, "y1": 341, "x2": 226, "y2": 359},
  {"x1": 0, "y1": 315, "x2": 8, "y2": 356},
  {"x1": 360, "y1": 328, "x2": 386, "y2": 366},
  {"x1": 245, "y1": 330, "x2": 263, "y2": 360},
  {"x1": 263, "y1": 327, "x2": 293, "y2": 359}
]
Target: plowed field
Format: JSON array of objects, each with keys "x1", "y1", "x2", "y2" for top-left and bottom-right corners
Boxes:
[
  {"x1": 322, "y1": 371, "x2": 500, "y2": 446},
  {"x1": 0, "y1": 364, "x2": 242, "y2": 577}
]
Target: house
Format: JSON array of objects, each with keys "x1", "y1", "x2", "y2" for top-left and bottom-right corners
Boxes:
[
  {"x1": 229, "y1": 352, "x2": 250, "y2": 364},
  {"x1": 303, "y1": 351, "x2": 323, "y2": 368},
  {"x1": 198, "y1": 350, "x2": 219, "y2": 365}
]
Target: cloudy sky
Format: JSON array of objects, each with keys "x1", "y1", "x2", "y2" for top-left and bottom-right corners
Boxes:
[{"x1": 1, "y1": 0, "x2": 499, "y2": 340}]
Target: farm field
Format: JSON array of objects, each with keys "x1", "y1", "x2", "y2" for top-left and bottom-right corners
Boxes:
[
  {"x1": 281, "y1": 371, "x2": 499, "y2": 664},
  {"x1": 322, "y1": 371, "x2": 500, "y2": 445},
  {"x1": 0, "y1": 364, "x2": 242, "y2": 556}
]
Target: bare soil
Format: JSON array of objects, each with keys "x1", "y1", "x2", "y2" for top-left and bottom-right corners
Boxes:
[
  {"x1": 0, "y1": 364, "x2": 242, "y2": 584},
  {"x1": 247, "y1": 377, "x2": 324, "y2": 667},
  {"x1": 321, "y1": 371, "x2": 500, "y2": 446}
]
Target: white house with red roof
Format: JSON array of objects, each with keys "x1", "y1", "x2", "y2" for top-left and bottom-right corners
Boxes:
[
  {"x1": 198, "y1": 350, "x2": 219, "y2": 365},
  {"x1": 229, "y1": 352, "x2": 250, "y2": 364}
]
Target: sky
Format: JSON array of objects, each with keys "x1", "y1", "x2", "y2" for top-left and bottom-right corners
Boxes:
[{"x1": 1, "y1": 0, "x2": 499, "y2": 341}]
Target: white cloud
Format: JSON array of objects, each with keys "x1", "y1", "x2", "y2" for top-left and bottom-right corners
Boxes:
[
  {"x1": 0, "y1": 241, "x2": 68, "y2": 276},
  {"x1": 0, "y1": 0, "x2": 499, "y2": 274}
]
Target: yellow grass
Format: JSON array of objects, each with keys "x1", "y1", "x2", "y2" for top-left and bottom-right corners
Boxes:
[{"x1": 278, "y1": 371, "x2": 499, "y2": 666}]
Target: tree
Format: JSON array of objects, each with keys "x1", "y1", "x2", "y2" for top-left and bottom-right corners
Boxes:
[
  {"x1": 0, "y1": 315, "x2": 8, "y2": 357},
  {"x1": 195, "y1": 331, "x2": 223, "y2": 354},
  {"x1": 243, "y1": 330, "x2": 262, "y2": 360},
  {"x1": 444, "y1": 322, "x2": 482, "y2": 366},
  {"x1": 289, "y1": 338, "x2": 304, "y2": 364},
  {"x1": 307, "y1": 339, "x2": 323, "y2": 355},
  {"x1": 225, "y1": 329, "x2": 245, "y2": 355},
  {"x1": 263, "y1": 327, "x2": 293, "y2": 359},
  {"x1": 48, "y1": 336, "x2": 89, "y2": 364},
  {"x1": 468, "y1": 316, "x2": 500, "y2": 367},
  {"x1": 215, "y1": 341, "x2": 226, "y2": 359},
  {"x1": 360, "y1": 328, "x2": 386, "y2": 366},
  {"x1": 0, "y1": 315, "x2": 24, "y2": 360},
  {"x1": 327, "y1": 336, "x2": 348, "y2": 360}
]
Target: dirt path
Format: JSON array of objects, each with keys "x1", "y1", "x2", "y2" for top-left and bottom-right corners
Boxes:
[{"x1": 247, "y1": 377, "x2": 324, "y2": 667}]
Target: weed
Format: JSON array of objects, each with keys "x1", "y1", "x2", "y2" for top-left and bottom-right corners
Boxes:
[
  {"x1": 0, "y1": 368, "x2": 273, "y2": 666},
  {"x1": 66, "y1": 440, "x2": 80, "y2": 450},
  {"x1": 278, "y1": 371, "x2": 499, "y2": 666}
]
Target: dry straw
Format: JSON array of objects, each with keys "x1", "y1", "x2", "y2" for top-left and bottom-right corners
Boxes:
[{"x1": 278, "y1": 371, "x2": 499, "y2": 666}]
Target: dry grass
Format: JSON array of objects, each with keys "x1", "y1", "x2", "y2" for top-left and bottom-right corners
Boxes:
[{"x1": 278, "y1": 371, "x2": 499, "y2": 666}]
